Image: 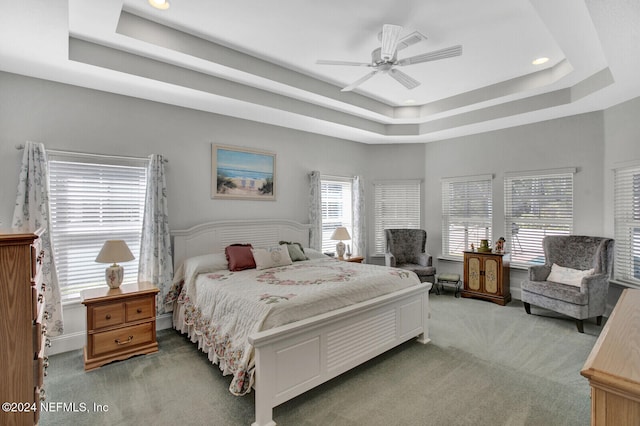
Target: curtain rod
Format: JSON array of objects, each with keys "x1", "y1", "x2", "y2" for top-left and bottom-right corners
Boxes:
[{"x1": 15, "y1": 143, "x2": 168, "y2": 163}]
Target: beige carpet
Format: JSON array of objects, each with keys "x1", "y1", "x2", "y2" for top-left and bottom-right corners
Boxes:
[{"x1": 40, "y1": 295, "x2": 601, "y2": 425}]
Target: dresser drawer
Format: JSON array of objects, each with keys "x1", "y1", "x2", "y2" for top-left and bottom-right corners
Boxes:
[
  {"x1": 92, "y1": 302, "x2": 125, "y2": 330},
  {"x1": 126, "y1": 296, "x2": 155, "y2": 322},
  {"x1": 90, "y1": 322, "x2": 154, "y2": 357}
]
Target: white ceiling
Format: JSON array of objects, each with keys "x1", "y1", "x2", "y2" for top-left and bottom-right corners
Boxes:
[{"x1": 1, "y1": 0, "x2": 639, "y2": 144}]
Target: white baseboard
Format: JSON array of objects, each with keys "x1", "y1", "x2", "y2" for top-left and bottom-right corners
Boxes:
[{"x1": 48, "y1": 313, "x2": 173, "y2": 356}]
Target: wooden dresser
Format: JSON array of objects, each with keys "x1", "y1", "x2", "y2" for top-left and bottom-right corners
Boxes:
[
  {"x1": 581, "y1": 289, "x2": 640, "y2": 425},
  {"x1": 462, "y1": 251, "x2": 511, "y2": 305},
  {"x1": 82, "y1": 282, "x2": 159, "y2": 371},
  {"x1": 0, "y1": 228, "x2": 47, "y2": 426}
]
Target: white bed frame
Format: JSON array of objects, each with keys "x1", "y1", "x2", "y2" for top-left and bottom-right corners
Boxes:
[{"x1": 172, "y1": 219, "x2": 431, "y2": 426}]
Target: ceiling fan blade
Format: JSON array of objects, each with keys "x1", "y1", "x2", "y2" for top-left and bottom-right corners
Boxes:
[
  {"x1": 316, "y1": 59, "x2": 371, "y2": 67},
  {"x1": 389, "y1": 69, "x2": 420, "y2": 90},
  {"x1": 380, "y1": 24, "x2": 403, "y2": 61},
  {"x1": 341, "y1": 71, "x2": 378, "y2": 92},
  {"x1": 396, "y1": 31, "x2": 427, "y2": 51},
  {"x1": 397, "y1": 45, "x2": 462, "y2": 66}
]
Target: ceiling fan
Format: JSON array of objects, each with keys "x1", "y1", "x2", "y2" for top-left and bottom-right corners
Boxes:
[{"x1": 317, "y1": 24, "x2": 462, "y2": 92}]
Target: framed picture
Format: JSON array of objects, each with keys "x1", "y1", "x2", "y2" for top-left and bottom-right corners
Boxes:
[{"x1": 211, "y1": 144, "x2": 276, "y2": 200}]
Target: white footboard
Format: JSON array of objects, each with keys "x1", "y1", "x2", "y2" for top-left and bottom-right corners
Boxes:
[{"x1": 248, "y1": 282, "x2": 431, "y2": 426}]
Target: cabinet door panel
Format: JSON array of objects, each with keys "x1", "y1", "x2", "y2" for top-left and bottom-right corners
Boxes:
[
  {"x1": 468, "y1": 257, "x2": 481, "y2": 291},
  {"x1": 485, "y1": 258, "x2": 498, "y2": 294}
]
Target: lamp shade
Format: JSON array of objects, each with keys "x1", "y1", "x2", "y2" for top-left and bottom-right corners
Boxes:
[
  {"x1": 331, "y1": 227, "x2": 351, "y2": 241},
  {"x1": 95, "y1": 240, "x2": 135, "y2": 264}
]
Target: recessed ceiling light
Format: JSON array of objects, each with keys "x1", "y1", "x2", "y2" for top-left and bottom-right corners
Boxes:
[
  {"x1": 532, "y1": 57, "x2": 549, "y2": 65},
  {"x1": 148, "y1": 0, "x2": 170, "y2": 10}
]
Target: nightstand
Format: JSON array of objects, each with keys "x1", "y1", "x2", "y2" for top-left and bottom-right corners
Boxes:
[
  {"x1": 341, "y1": 256, "x2": 364, "y2": 263},
  {"x1": 82, "y1": 282, "x2": 159, "y2": 371}
]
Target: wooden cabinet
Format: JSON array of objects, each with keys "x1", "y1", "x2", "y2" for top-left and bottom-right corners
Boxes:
[
  {"x1": 462, "y1": 251, "x2": 511, "y2": 306},
  {"x1": 82, "y1": 282, "x2": 159, "y2": 371},
  {"x1": 0, "y1": 228, "x2": 47, "y2": 426},
  {"x1": 581, "y1": 289, "x2": 640, "y2": 426}
]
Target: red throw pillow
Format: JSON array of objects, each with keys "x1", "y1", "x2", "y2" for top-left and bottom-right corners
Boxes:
[{"x1": 225, "y1": 244, "x2": 256, "y2": 271}]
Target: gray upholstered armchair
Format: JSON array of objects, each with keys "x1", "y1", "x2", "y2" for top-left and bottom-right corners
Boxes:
[
  {"x1": 521, "y1": 235, "x2": 614, "y2": 333},
  {"x1": 385, "y1": 229, "x2": 436, "y2": 284}
]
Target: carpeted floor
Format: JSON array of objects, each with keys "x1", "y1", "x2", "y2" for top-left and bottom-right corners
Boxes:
[{"x1": 40, "y1": 294, "x2": 602, "y2": 426}]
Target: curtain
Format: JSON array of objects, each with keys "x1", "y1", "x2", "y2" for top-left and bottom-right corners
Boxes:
[
  {"x1": 138, "y1": 154, "x2": 173, "y2": 315},
  {"x1": 12, "y1": 141, "x2": 64, "y2": 336},
  {"x1": 352, "y1": 175, "x2": 365, "y2": 257},
  {"x1": 308, "y1": 171, "x2": 322, "y2": 251}
]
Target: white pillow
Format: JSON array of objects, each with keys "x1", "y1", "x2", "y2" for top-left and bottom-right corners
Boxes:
[
  {"x1": 303, "y1": 248, "x2": 330, "y2": 259},
  {"x1": 173, "y1": 252, "x2": 229, "y2": 294},
  {"x1": 547, "y1": 263, "x2": 594, "y2": 287},
  {"x1": 251, "y1": 245, "x2": 293, "y2": 270}
]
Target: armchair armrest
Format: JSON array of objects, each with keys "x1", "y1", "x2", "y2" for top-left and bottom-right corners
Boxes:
[
  {"x1": 385, "y1": 253, "x2": 396, "y2": 267},
  {"x1": 529, "y1": 265, "x2": 550, "y2": 281}
]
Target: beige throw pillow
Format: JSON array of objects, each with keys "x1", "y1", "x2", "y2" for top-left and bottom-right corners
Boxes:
[
  {"x1": 547, "y1": 263, "x2": 594, "y2": 287},
  {"x1": 251, "y1": 245, "x2": 293, "y2": 270}
]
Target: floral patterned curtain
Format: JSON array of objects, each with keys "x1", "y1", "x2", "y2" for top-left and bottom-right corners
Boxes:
[
  {"x1": 308, "y1": 171, "x2": 322, "y2": 250},
  {"x1": 12, "y1": 141, "x2": 64, "y2": 336},
  {"x1": 352, "y1": 175, "x2": 365, "y2": 257},
  {"x1": 138, "y1": 154, "x2": 173, "y2": 315}
]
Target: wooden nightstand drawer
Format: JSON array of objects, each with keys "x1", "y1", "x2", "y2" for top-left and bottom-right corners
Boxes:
[
  {"x1": 90, "y1": 322, "x2": 154, "y2": 357},
  {"x1": 126, "y1": 297, "x2": 154, "y2": 322},
  {"x1": 92, "y1": 302, "x2": 125, "y2": 329}
]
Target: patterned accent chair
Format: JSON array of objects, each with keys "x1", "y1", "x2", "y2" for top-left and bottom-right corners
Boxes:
[
  {"x1": 385, "y1": 229, "x2": 436, "y2": 285},
  {"x1": 521, "y1": 235, "x2": 614, "y2": 333}
]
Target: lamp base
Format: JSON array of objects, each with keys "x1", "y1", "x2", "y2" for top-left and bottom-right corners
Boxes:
[
  {"x1": 105, "y1": 264, "x2": 124, "y2": 289},
  {"x1": 336, "y1": 241, "x2": 346, "y2": 260}
]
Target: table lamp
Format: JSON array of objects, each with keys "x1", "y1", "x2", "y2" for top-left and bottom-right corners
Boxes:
[
  {"x1": 331, "y1": 227, "x2": 351, "y2": 260},
  {"x1": 95, "y1": 240, "x2": 135, "y2": 289}
]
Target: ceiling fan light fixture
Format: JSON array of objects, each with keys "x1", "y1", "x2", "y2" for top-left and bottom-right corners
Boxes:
[
  {"x1": 149, "y1": 0, "x2": 170, "y2": 10},
  {"x1": 532, "y1": 57, "x2": 549, "y2": 65}
]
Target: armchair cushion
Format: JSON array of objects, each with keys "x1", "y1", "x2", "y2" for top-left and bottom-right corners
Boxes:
[{"x1": 547, "y1": 263, "x2": 594, "y2": 287}]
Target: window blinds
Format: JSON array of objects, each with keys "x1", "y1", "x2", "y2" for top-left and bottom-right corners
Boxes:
[
  {"x1": 320, "y1": 178, "x2": 353, "y2": 254},
  {"x1": 48, "y1": 154, "x2": 148, "y2": 300},
  {"x1": 504, "y1": 169, "x2": 574, "y2": 267},
  {"x1": 374, "y1": 180, "x2": 421, "y2": 254},
  {"x1": 441, "y1": 175, "x2": 492, "y2": 258},
  {"x1": 614, "y1": 164, "x2": 640, "y2": 286}
]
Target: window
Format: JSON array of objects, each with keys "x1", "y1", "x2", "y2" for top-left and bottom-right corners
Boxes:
[
  {"x1": 614, "y1": 164, "x2": 640, "y2": 286},
  {"x1": 504, "y1": 168, "x2": 574, "y2": 267},
  {"x1": 320, "y1": 177, "x2": 353, "y2": 254},
  {"x1": 373, "y1": 180, "x2": 421, "y2": 254},
  {"x1": 48, "y1": 152, "x2": 148, "y2": 301},
  {"x1": 441, "y1": 175, "x2": 492, "y2": 259}
]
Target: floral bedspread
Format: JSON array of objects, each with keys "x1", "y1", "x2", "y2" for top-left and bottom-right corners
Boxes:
[{"x1": 166, "y1": 257, "x2": 421, "y2": 395}]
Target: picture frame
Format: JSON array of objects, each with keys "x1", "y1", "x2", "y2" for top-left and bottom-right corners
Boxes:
[{"x1": 211, "y1": 144, "x2": 276, "y2": 200}]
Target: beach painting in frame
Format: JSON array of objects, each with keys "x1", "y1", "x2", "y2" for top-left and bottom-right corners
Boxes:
[{"x1": 212, "y1": 144, "x2": 276, "y2": 200}]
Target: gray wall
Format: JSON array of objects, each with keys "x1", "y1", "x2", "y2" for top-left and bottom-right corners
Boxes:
[{"x1": 2, "y1": 70, "x2": 639, "y2": 352}]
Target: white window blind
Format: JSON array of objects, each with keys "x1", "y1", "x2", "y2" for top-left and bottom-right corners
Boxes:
[
  {"x1": 614, "y1": 164, "x2": 640, "y2": 286},
  {"x1": 320, "y1": 178, "x2": 353, "y2": 254},
  {"x1": 441, "y1": 175, "x2": 492, "y2": 259},
  {"x1": 374, "y1": 180, "x2": 421, "y2": 254},
  {"x1": 504, "y1": 169, "x2": 574, "y2": 267},
  {"x1": 48, "y1": 152, "x2": 148, "y2": 300}
]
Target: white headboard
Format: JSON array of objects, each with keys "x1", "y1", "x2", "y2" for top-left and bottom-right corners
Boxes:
[{"x1": 171, "y1": 219, "x2": 312, "y2": 267}]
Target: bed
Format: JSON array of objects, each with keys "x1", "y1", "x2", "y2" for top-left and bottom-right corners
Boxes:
[{"x1": 169, "y1": 219, "x2": 431, "y2": 426}]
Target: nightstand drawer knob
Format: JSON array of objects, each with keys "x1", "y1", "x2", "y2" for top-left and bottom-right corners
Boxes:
[
  {"x1": 115, "y1": 336, "x2": 134, "y2": 345},
  {"x1": 106, "y1": 314, "x2": 111, "y2": 320},
  {"x1": 137, "y1": 308, "x2": 142, "y2": 314}
]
